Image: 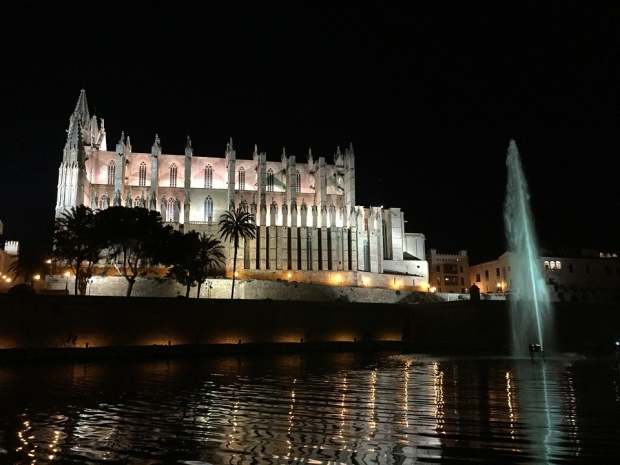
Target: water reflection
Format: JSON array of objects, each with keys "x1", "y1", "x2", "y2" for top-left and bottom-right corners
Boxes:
[{"x1": 0, "y1": 354, "x2": 618, "y2": 463}]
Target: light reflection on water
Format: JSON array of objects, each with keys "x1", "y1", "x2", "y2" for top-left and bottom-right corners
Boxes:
[{"x1": 0, "y1": 353, "x2": 619, "y2": 464}]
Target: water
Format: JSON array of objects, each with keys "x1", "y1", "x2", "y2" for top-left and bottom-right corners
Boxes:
[
  {"x1": 0, "y1": 352, "x2": 619, "y2": 464},
  {"x1": 504, "y1": 140, "x2": 553, "y2": 357}
]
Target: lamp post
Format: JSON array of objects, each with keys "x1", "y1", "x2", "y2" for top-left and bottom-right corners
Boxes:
[{"x1": 64, "y1": 271, "x2": 70, "y2": 291}]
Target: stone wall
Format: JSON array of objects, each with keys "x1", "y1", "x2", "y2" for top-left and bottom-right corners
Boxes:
[{"x1": 45, "y1": 274, "x2": 412, "y2": 303}]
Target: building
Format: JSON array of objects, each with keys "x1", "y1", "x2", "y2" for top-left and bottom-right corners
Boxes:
[
  {"x1": 426, "y1": 249, "x2": 469, "y2": 294},
  {"x1": 55, "y1": 90, "x2": 429, "y2": 290},
  {"x1": 469, "y1": 249, "x2": 620, "y2": 301},
  {"x1": 0, "y1": 220, "x2": 19, "y2": 289}
]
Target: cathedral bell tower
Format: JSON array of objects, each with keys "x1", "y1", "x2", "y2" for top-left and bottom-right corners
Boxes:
[{"x1": 55, "y1": 89, "x2": 105, "y2": 217}]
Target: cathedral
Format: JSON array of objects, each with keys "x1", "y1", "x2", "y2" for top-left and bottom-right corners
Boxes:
[{"x1": 56, "y1": 90, "x2": 429, "y2": 290}]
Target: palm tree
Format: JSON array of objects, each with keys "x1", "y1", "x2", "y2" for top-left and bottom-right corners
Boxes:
[
  {"x1": 195, "y1": 233, "x2": 225, "y2": 298},
  {"x1": 52, "y1": 205, "x2": 104, "y2": 295},
  {"x1": 218, "y1": 206, "x2": 256, "y2": 299},
  {"x1": 8, "y1": 248, "x2": 45, "y2": 287}
]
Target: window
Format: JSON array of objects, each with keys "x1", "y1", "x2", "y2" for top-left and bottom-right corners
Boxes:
[
  {"x1": 476, "y1": 274, "x2": 481, "y2": 282},
  {"x1": 107, "y1": 160, "x2": 115, "y2": 185},
  {"x1": 460, "y1": 277, "x2": 464, "y2": 285},
  {"x1": 436, "y1": 265, "x2": 440, "y2": 272},
  {"x1": 204, "y1": 165, "x2": 213, "y2": 189},
  {"x1": 139, "y1": 162, "x2": 147, "y2": 187},
  {"x1": 544, "y1": 261, "x2": 550, "y2": 270},
  {"x1": 134, "y1": 196, "x2": 140, "y2": 207},
  {"x1": 364, "y1": 217, "x2": 369, "y2": 231},
  {"x1": 170, "y1": 164, "x2": 178, "y2": 188},
  {"x1": 459, "y1": 266, "x2": 463, "y2": 273},
  {"x1": 267, "y1": 169, "x2": 274, "y2": 192},
  {"x1": 485, "y1": 270, "x2": 489, "y2": 280},
  {"x1": 569, "y1": 264, "x2": 574, "y2": 273},
  {"x1": 295, "y1": 170, "x2": 301, "y2": 193},
  {"x1": 444, "y1": 276, "x2": 458, "y2": 285},
  {"x1": 549, "y1": 261, "x2": 556, "y2": 270},
  {"x1": 204, "y1": 196, "x2": 213, "y2": 222},
  {"x1": 444, "y1": 264, "x2": 458, "y2": 274},
  {"x1": 436, "y1": 277, "x2": 441, "y2": 285},
  {"x1": 166, "y1": 198, "x2": 175, "y2": 222},
  {"x1": 496, "y1": 267, "x2": 500, "y2": 277},
  {"x1": 238, "y1": 167, "x2": 245, "y2": 190},
  {"x1": 556, "y1": 261, "x2": 562, "y2": 270}
]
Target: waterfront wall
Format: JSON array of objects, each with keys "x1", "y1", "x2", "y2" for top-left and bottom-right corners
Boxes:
[{"x1": 0, "y1": 295, "x2": 618, "y2": 353}]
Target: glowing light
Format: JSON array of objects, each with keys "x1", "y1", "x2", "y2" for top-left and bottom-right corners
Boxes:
[
  {"x1": 64, "y1": 271, "x2": 70, "y2": 277},
  {"x1": 287, "y1": 273, "x2": 292, "y2": 279},
  {"x1": 45, "y1": 259, "x2": 52, "y2": 264},
  {"x1": 429, "y1": 286, "x2": 436, "y2": 293},
  {"x1": 5, "y1": 278, "x2": 11, "y2": 283},
  {"x1": 234, "y1": 271, "x2": 238, "y2": 278},
  {"x1": 33, "y1": 275, "x2": 40, "y2": 281}
]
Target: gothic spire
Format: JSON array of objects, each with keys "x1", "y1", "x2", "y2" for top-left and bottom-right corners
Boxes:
[
  {"x1": 73, "y1": 89, "x2": 90, "y2": 127},
  {"x1": 186, "y1": 135, "x2": 192, "y2": 149}
]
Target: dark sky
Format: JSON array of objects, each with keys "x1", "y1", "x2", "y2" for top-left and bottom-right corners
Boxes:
[{"x1": 1, "y1": 1, "x2": 618, "y2": 264}]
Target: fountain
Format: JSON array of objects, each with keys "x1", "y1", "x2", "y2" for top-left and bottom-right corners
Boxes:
[{"x1": 504, "y1": 140, "x2": 554, "y2": 357}]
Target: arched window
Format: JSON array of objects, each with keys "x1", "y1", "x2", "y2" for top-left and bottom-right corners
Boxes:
[
  {"x1": 295, "y1": 170, "x2": 301, "y2": 193},
  {"x1": 266, "y1": 169, "x2": 274, "y2": 192},
  {"x1": 134, "y1": 196, "x2": 140, "y2": 208},
  {"x1": 238, "y1": 167, "x2": 245, "y2": 190},
  {"x1": 204, "y1": 195, "x2": 213, "y2": 222},
  {"x1": 204, "y1": 164, "x2": 213, "y2": 189},
  {"x1": 138, "y1": 162, "x2": 147, "y2": 187},
  {"x1": 107, "y1": 160, "x2": 115, "y2": 185},
  {"x1": 170, "y1": 164, "x2": 178, "y2": 188},
  {"x1": 364, "y1": 217, "x2": 369, "y2": 231},
  {"x1": 556, "y1": 261, "x2": 562, "y2": 270},
  {"x1": 549, "y1": 261, "x2": 556, "y2": 270},
  {"x1": 544, "y1": 261, "x2": 550, "y2": 270},
  {"x1": 166, "y1": 198, "x2": 175, "y2": 222}
]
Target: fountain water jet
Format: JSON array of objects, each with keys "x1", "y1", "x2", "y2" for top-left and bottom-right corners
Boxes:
[{"x1": 504, "y1": 140, "x2": 554, "y2": 357}]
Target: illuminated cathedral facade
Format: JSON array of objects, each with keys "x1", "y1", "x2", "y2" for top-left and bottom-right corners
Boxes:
[{"x1": 56, "y1": 90, "x2": 429, "y2": 289}]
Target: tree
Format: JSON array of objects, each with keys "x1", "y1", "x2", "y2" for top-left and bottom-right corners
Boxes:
[
  {"x1": 8, "y1": 248, "x2": 45, "y2": 286},
  {"x1": 195, "y1": 233, "x2": 225, "y2": 298},
  {"x1": 98, "y1": 206, "x2": 172, "y2": 297},
  {"x1": 52, "y1": 205, "x2": 104, "y2": 295},
  {"x1": 166, "y1": 232, "x2": 225, "y2": 298},
  {"x1": 166, "y1": 230, "x2": 200, "y2": 298},
  {"x1": 218, "y1": 206, "x2": 256, "y2": 299}
]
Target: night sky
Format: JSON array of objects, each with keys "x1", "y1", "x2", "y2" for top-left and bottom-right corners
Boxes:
[{"x1": 2, "y1": 1, "x2": 618, "y2": 264}]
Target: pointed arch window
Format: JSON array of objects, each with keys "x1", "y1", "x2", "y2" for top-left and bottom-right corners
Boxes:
[
  {"x1": 204, "y1": 196, "x2": 213, "y2": 222},
  {"x1": 238, "y1": 167, "x2": 246, "y2": 190},
  {"x1": 204, "y1": 164, "x2": 213, "y2": 189},
  {"x1": 295, "y1": 170, "x2": 301, "y2": 193},
  {"x1": 139, "y1": 162, "x2": 147, "y2": 187},
  {"x1": 134, "y1": 196, "x2": 141, "y2": 208},
  {"x1": 170, "y1": 164, "x2": 178, "y2": 188},
  {"x1": 166, "y1": 198, "x2": 175, "y2": 222},
  {"x1": 107, "y1": 160, "x2": 115, "y2": 185},
  {"x1": 267, "y1": 168, "x2": 274, "y2": 192}
]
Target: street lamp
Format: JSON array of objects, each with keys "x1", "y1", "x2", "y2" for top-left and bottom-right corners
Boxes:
[{"x1": 64, "y1": 271, "x2": 70, "y2": 291}]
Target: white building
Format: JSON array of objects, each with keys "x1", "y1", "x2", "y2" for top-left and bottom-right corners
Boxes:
[
  {"x1": 0, "y1": 220, "x2": 19, "y2": 289},
  {"x1": 469, "y1": 249, "x2": 620, "y2": 302},
  {"x1": 55, "y1": 90, "x2": 429, "y2": 290}
]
